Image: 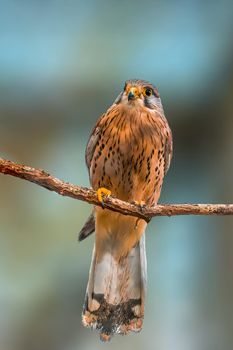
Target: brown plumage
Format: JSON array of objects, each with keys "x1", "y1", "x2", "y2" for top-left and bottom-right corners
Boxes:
[{"x1": 80, "y1": 79, "x2": 172, "y2": 341}]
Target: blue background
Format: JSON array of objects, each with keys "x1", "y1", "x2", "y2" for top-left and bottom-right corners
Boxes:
[{"x1": 0, "y1": 1, "x2": 233, "y2": 349}]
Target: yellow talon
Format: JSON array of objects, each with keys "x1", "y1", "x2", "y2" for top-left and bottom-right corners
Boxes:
[
  {"x1": 134, "y1": 200, "x2": 146, "y2": 207},
  {"x1": 97, "y1": 187, "x2": 111, "y2": 206}
]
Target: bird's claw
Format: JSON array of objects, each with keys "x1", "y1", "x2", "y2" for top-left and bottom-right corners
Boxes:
[
  {"x1": 131, "y1": 201, "x2": 146, "y2": 229},
  {"x1": 132, "y1": 200, "x2": 146, "y2": 211},
  {"x1": 96, "y1": 187, "x2": 111, "y2": 208}
]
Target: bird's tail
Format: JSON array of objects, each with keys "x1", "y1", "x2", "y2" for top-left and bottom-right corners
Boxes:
[{"x1": 82, "y1": 234, "x2": 147, "y2": 341}]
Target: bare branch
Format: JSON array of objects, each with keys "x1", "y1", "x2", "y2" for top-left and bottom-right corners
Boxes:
[{"x1": 0, "y1": 157, "x2": 233, "y2": 221}]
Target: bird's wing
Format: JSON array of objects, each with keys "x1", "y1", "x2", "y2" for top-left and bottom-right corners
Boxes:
[
  {"x1": 164, "y1": 129, "x2": 173, "y2": 174},
  {"x1": 78, "y1": 212, "x2": 95, "y2": 241},
  {"x1": 81, "y1": 114, "x2": 106, "y2": 241},
  {"x1": 85, "y1": 114, "x2": 105, "y2": 173}
]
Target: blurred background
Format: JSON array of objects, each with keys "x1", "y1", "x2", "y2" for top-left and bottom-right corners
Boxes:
[{"x1": 0, "y1": 0, "x2": 233, "y2": 349}]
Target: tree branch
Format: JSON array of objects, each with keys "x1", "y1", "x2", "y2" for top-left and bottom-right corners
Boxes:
[{"x1": 0, "y1": 157, "x2": 233, "y2": 222}]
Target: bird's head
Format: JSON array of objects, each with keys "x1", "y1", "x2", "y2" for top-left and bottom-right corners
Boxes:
[{"x1": 115, "y1": 79, "x2": 161, "y2": 110}]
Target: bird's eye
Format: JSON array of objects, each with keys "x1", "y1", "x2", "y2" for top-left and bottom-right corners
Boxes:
[{"x1": 144, "y1": 88, "x2": 153, "y2": 97}]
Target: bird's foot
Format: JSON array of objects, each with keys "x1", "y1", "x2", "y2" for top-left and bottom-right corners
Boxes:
[
  {"x1": 132, "y1": 200, "x2": 146, "y2": 210},
  {"x1": 132, "y1": 201, "x2": 146, "y2": 229},
  {"x1": 96, "y1": 187, "x2": 111, "y2": 208}
]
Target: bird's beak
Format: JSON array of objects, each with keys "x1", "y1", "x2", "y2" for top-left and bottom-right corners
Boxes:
[{"x1": 128, "y1": 87, "x2": 139, "y2": 101}]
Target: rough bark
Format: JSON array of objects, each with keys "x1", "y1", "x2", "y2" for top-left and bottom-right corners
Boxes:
[{"x1": 1, "y1": 158, "x2": 233, "y2": 222}]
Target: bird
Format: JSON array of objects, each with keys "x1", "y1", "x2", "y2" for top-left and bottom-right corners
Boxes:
[{"x1": 78, "y1": 79, "x2": 173, "y2": 341}]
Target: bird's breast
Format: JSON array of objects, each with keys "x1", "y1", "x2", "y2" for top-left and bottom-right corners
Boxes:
[{"x1": 90, "y1": 107, "x2": 167, "y2": 203}]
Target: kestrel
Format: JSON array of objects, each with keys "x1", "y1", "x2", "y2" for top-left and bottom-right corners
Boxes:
[{"x1": 79, "y1": 79, "x2": 173, "y2": 341}]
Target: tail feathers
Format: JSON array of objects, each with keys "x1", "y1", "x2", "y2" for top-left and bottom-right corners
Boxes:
[
  {"x1": 78, "y1": 213, "x2": 95, "y2": 241},
  {"x1": 82, "y1": 235, "x2": 147, "y2": 341}
]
